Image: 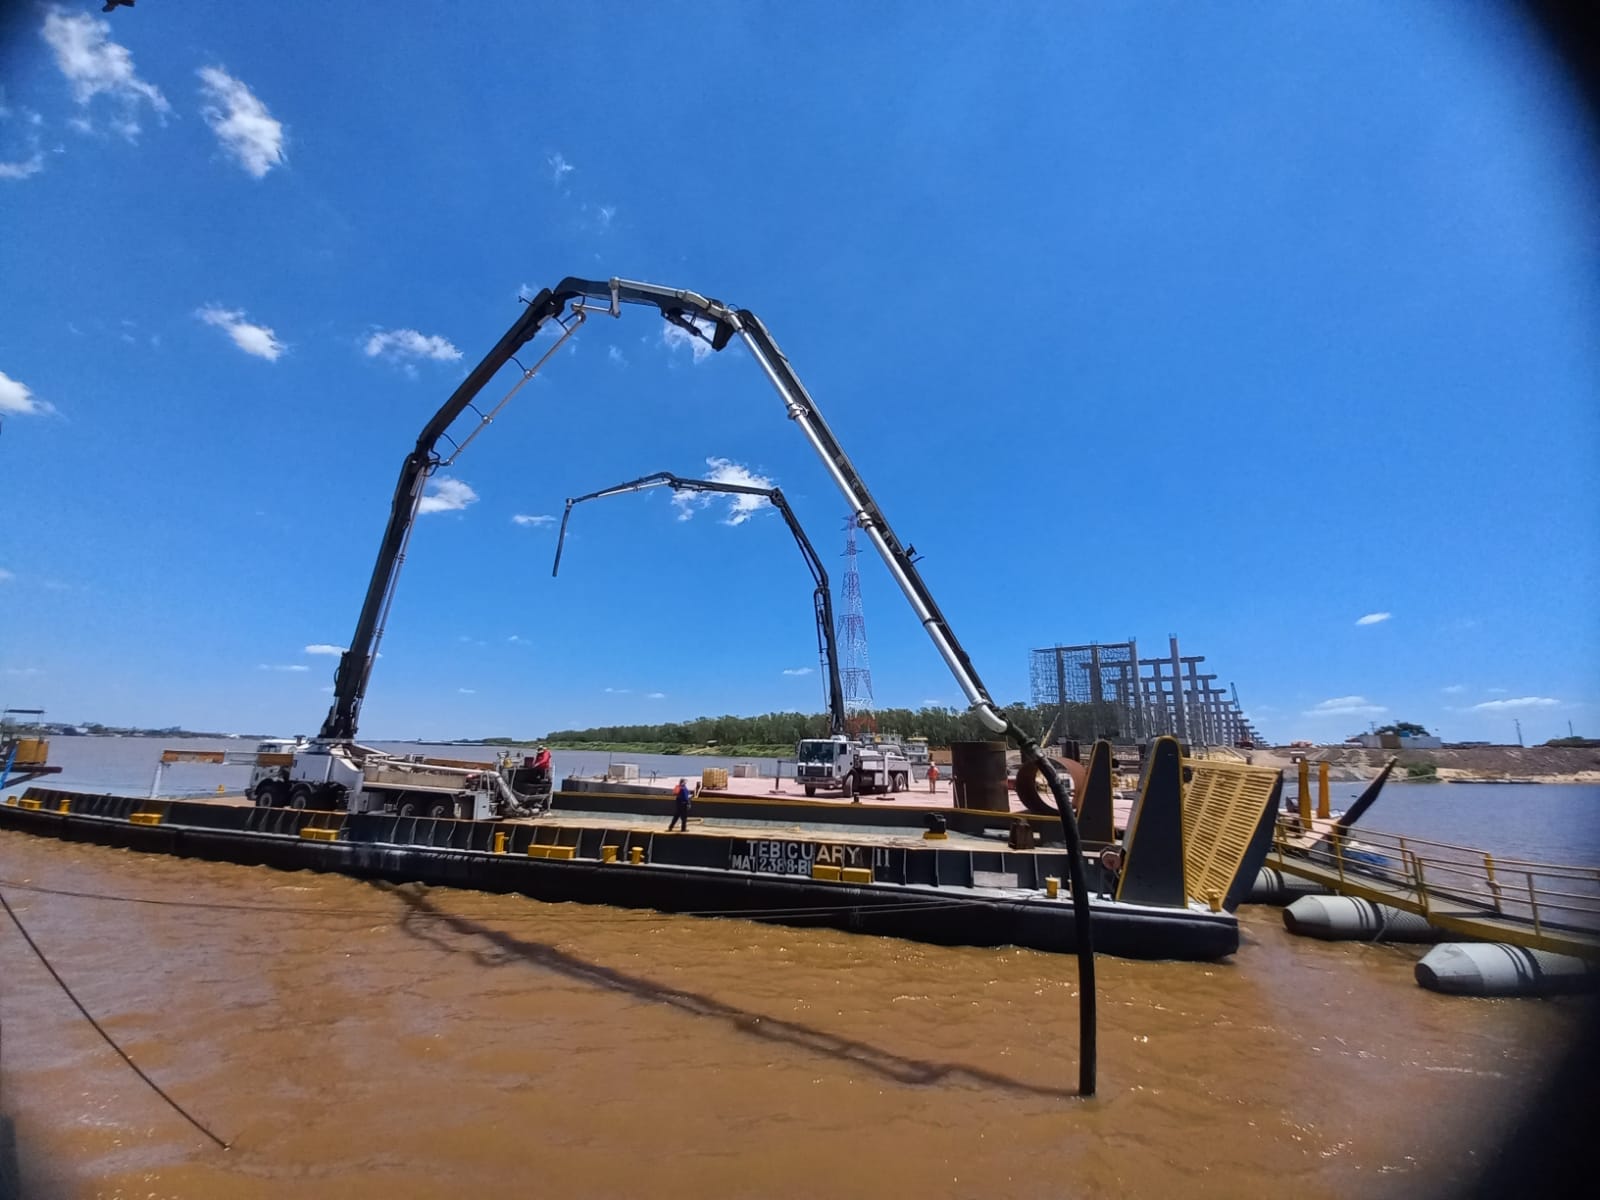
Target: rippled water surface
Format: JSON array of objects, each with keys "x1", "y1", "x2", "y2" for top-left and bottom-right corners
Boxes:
[{"x1": 0, "y1": 830, "x2": 1583, "y2": 1199}]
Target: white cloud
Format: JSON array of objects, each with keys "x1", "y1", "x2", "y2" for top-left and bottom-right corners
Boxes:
[
  {"x1": 304, "y1": 644, "x2": 345, "y2": 656},
  {"x1": 660, "y1": 319, "x2": 716, "y2": 363},
  {"x1": 197, "y1": 66, "x2": 285, "y2": 178},
  {"x1": 458, "y1": 687, "x2": 476, "y2": 695},
  {"x1": 41, "y1": 8, "x2": 169, "y2": 137},
  {"x1": 1471, "y1": 696, "x2": 1559, "y2": 712},
  {"x1": 1486, "y1": 687, "x2": 1508, "y2": 695},
  {"x1": 1441, "y1": 684, "x2": 1467, "y2": 695},
  {"x1": 547, "y1": 152, "x2": 573, "y2": 181},
  {"x1": 197, "y1": 306, "x2": 285, "y2": 361},
  {"x1": 598, "y1": 204, "x2": 616, "y2": 228},
  {"x1": 604, "y1": 687, "x2": 631, "y2": 694},
  {"x1": 1303, "y1": 695, "x2": 1387, "y2": 718},
  {"x1": 1355, "y1": 612, "x2": 1391, "y2": 626},
  {"x1": 512, "y1": 513, "x2": 555, "y2": 527},
  {"x1": 364, "y1": 328, "x2": 461, "y2": 363},
  {"x1": 671, "y1": 457, "x2": 775, "y2": 526},
  {"x1": 0, "y1": 568, "x2": 13, "y2": 582},
  {"x1": 0, "y1": 370, "x2": 56, "y2": 416},
  {"x1": 607, "y1": 345, "x2": 625, "y2": 366},
  {"x1": 507, "y1": 635, "x2": 527, "y2": 644},
  {"x1": 258, "y1": 663, "x2": 311, "y2": 672},
  {"x1": 647, "y1": 691, "x2": 666, "y2": 700},
  {"x1": 417, "y1": 477, "x2": 477, "y2": 515},
  {"x1": 4, "y1": 667, "x2": 43, "y2": 677},
  {"x1": 782, "y1": 667, "x2": 814, "y2": 676},
  {"x1": 0, "y1": 153, "x2": 44, "y2": 181}
]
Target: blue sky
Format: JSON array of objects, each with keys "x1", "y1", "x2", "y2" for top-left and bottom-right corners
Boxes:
[{"x1": 1, "y1": 2, "x2": 1595, "y2": 744}]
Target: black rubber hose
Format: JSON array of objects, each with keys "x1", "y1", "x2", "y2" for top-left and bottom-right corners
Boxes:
[{"x1": 1007, "y1": 722, "x2": 1097, "y2": 1097}]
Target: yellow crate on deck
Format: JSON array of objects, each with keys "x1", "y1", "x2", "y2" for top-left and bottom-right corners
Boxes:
[{"x1": 701, "y1": 768, "x2": 729, "y2": 790}]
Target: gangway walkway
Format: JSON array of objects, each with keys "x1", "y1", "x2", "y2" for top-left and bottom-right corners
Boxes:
[{"x1": 1267, "y1": 822, "x2": 1600, "y2": 960}]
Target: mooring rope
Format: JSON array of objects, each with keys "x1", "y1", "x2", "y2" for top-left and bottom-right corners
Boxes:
[{"x1": 0, "y1": 887, "x2": 231, "y2": 1150}]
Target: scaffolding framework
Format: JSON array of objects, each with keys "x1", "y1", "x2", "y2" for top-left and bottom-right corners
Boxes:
[{"x1": 1028, "y1": 636, "x2": 1265, "y2": 747}]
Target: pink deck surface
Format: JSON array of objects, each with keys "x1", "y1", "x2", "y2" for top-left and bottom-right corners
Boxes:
[{"x1": 695, "y1": 772, "x2": 1136, "y2": 827}]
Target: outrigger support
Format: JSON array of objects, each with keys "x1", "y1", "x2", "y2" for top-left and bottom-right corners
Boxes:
[{"x1": 321, "y1": 275, "x2": 1097, "y2": 1095}]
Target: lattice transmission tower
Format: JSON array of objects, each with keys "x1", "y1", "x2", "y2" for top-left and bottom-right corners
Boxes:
[{"x1": 838, "y1": 515, "x2": 875, "y2": 724}]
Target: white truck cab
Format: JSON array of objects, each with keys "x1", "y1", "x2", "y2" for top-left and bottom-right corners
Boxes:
[{"x1": 794, "y1": 735, "x2": 910, "y2": 799}]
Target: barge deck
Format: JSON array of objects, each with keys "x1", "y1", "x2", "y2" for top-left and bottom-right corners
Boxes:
[{"x1": 2, "y1": 786, "x2": 1239, "y2": 961}]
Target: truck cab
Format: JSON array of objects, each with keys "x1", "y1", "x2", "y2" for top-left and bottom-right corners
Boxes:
[
  {"x1": 795, "y1": 735, "x2": 911, "y2": 799},
  {"x1": 245, "y1": 737, "x2": 308, "y2": 806},
  {"x1": 797, "y1": 736, "x2": 856, "y2": 797}
]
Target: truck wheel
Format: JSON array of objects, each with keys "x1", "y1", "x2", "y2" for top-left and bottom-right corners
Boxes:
[
  {"x1": 804, "y1": 784, "x2": 816, "y2": 797},
  {"x1": 892, "y1": 772, "x2": 907, "y2": 793},
  {"x1": 288, "y1": 784, "x2": 313, "y2": 810},
  {"x1": 426, "y1": 800, "x2": 451, "y2": 819},
  {"x1": 843, "y1": 772, "x2": 856, "y2": 799},
  {"x1": 253, "y1": 781, "x2": 283, "y2": 807},
  {"x1": 395, "y1": 798, "x2": 420, "y2": 817}
]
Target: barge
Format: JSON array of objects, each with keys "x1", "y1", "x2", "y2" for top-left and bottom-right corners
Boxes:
[{"x1": 0, "y1": 738, "x2": 1281, "y2": 963}]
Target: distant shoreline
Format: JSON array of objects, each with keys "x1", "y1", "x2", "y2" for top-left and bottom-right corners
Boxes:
[
  {"x1": 1250, "y1": 745, "x2": 1600, "y2": 786},
  {"x1": 543, "y1": 740, "x2": 795, "y2": 758}
]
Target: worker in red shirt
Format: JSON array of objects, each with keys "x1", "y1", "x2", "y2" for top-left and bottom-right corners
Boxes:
[{"x1": 927, "y1": 762, "x2": 940, "y2": 794}]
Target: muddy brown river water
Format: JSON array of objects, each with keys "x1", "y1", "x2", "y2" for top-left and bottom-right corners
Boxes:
[{"x1": 0, "y1": 830, "x2": 1585, "y2": 1198}]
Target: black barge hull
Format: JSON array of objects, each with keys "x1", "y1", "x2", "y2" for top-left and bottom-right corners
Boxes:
[{"x1": 0, "y1": 789, "x2": 1238, "y2": 961}]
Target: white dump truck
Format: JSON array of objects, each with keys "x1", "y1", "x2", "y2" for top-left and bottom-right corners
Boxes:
[{"x1": 794, "y1": 735, "x2": 912, "y2": 799}]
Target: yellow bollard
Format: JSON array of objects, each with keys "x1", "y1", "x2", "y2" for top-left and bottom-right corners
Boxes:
[
  {"x1": 493, "y1": 830, "x2": 507, "y2": 855},
  {"x1": 217, "y1": 784, "x2": 227, "y2": 794},
  {"x1": 1317, "y1": 761, "x2": 1330, "y2": 820},
  {"x1": 1045, "y1": 876, "x2": 1061, "y2": 899},
  {"x1": 1297, "y1": 758, "x2": 1312, "y2": 824},
  {"x1": 629, "y1": 846, "x2": 644, "y2": 865},
  {"x1": 601, "y1": 845, "x2": 618, "y2": 864}
]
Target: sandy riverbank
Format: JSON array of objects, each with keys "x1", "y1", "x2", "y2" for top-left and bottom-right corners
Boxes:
[{"x1": 1247, "y1": 744, "x2": 1600, "y2": 785}]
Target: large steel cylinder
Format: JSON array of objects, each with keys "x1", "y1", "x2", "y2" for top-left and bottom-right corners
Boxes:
[{"x1": 949, "y1": 740, "x2": 1009, "y2": 812}]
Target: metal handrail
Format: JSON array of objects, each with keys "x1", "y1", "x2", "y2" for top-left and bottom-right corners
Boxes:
[
  {"x1": 1271, "y1": 819, "x2": 1600, "y2": 934},
  {"x1": 1303, "y1": 820, "x2": 1600, "y2": 876}
]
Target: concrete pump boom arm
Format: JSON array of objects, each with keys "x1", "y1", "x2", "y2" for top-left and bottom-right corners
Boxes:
[
  {"x1": 317, "y1": 277, "x2": 702, "y2": 742},
  {"x1": 316, "y1": 274, "x2": 1096, "y2": 1095},
  {"x1": 551, "y1": 471, "x2": 847, "y2": 737}
]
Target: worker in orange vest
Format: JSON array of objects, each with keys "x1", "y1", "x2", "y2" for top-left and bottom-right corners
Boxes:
[{"x1": 927, "y1": 762, "x2": 940, "y2": 794}]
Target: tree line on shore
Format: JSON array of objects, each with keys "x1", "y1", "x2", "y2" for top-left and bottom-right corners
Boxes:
[{"x1": 544, "y1": 701, "x2": 1127, "y2": 750}]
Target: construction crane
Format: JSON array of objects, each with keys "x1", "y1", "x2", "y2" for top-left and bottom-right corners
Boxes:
[
  {"x1": 294, "y1": 275, "x2": 1095, "y2": 1093},
  {"x1": 550, "y1": 471, "x2": 847, "y2": 737}
]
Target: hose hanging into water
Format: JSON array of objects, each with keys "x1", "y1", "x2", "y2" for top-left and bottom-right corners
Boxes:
[
  {"x1": 0, "y1": 887, "x2": 231, "y2": 1150},
  {"x1": 1004, "y1": 724, "x2": 1097, "y2": 1097}
]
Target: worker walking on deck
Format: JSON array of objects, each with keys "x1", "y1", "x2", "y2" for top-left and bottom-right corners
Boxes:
[
  {"x1": 667, "y1": 778, "x2": 694, "y2": 832},
  {"x1": 927, "y1": 762, "x2": 940, "y2": 794}
]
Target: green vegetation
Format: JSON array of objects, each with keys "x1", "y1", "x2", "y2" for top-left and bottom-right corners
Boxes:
[
  {"x1": 1404, "y1": 762, "x2": 1439, "y2": 779},
  {"x1": 545, "y1": 739, "x2": 795, "y2": 757},
  {"x1": 543, "y1": 701, "x2": 1123, "y2": 752},
  {"x1": 1377, "y1": 722, "x2": 1432, "y2": 738},
  {"x1": 1544, "y1": 736, "x2": 1599, "y2": 749}
]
